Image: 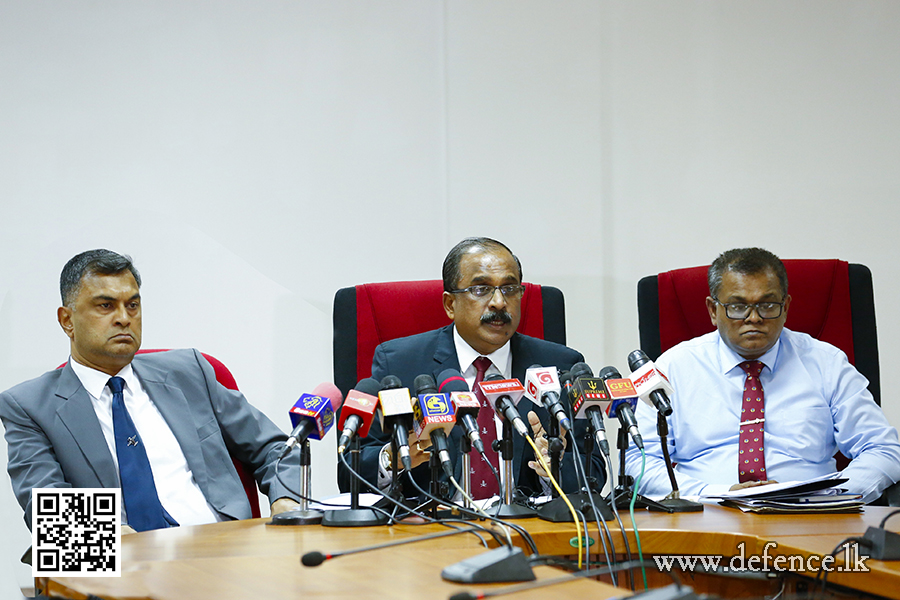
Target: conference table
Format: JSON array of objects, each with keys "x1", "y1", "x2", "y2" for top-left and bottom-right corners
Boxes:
[{"x1": 39, "y1": 504, "x2": 900, "y2": 600}]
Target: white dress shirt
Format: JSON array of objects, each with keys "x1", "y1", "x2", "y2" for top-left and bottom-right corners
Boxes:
[
  {"x1": 70, "y1": 359, "x2": 221, "y2": 525},
  {"x1": 624, "y1": 329, "x2": 900, "y2": 502}
]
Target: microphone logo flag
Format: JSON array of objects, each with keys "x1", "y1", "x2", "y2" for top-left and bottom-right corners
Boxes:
[
  {"x1": 603, "y1": 378, "x2": 638, "y2": 419},
  {"x1": 288, "y1": 394, "x2": 335, "y2": 441}
]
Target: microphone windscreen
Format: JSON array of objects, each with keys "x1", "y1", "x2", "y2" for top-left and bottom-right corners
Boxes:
[
  {"x1": 301, "y1": 551, "x2": 327, "y2": 567},
  {"x1": 598, "y1": 366, "x2": 622, "y2": 381},
  {"x1": 571, "y1": 362, "x2": 594, "y2": 379},
  {"x1": 380, "y1": 375, "x2": 402, "y2": 390},
  {"x1": 354, "y1": 377, "x2": 383, "y2": 397},
  {"x1": 437, "y1": 369, "x2": 468, "y2": 393},
  {"x1": 311, "y1": 382, "x2": 343, "y2": 411},
  {"x1": 414, "y1": 374, "x2": 438, "y2": 396}
]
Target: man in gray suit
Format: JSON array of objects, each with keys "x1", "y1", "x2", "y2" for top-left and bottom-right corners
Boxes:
[{"x1": 0, "y1": 249, "x2": 301, "y2": 531}]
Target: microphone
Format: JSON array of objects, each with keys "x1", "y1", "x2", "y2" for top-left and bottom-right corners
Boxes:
[
  {"x1": 282, "y1": 382, "x2": 343, "y2": 458},
  {"x1": 478, "y1": 375, "x2": 529, "y2": 437},
  {"x1": 597, "y1": 367, "x2": 643, "y2": 449},
  {"x1": 412, "y1": 374, "x2": 456, "y2": 478},
  {"x1": 378, "y1": 375, "x2": 415, "y2": 471},
  {"x1": 568, "y1": 363, "x2": 612, "y2": 457},
  {"x1": 336, "y1": 378, "x2": 382, "y2": 453},
  {"x1": 627, "y1": 349, "x2": 674, "y2": 416},
  {"x1": 438, "y1": 369, "x2": 485, "y2": 454},
  {"x1": 524, "y1": 365, "x2": 571, "y2": 432}
]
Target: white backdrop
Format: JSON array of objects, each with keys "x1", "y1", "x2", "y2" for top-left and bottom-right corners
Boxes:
[{"x1": 2, "y1": 1, "x2": 899, "y2": 593}]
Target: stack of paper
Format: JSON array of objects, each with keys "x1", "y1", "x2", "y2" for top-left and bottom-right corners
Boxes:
[{"x1": 701, "y1": 473, "x2": 863, "y2": 514}]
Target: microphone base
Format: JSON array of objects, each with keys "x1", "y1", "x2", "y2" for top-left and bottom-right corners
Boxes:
[
  {"x1": 649, "y1": 497, "x2": 704, "y2": 513},
  {"x1": 441, "y1": 547, "x2": 536, "y2": 584},
  {"x1": 612, "y1": 487, "x2": 673, "y2": 512},
  {"x1": 269, "y1": 509, "x2": 324, "y2": 526},
  {"x1": 321, "y1": 507, "x2": 389, "y2": 527},
  {"x1": 484, "y1": 500, "x2": 537, "y2": 519},
  {"x1": 536, "y1": 492, "x2": 614, "y2": 522}
]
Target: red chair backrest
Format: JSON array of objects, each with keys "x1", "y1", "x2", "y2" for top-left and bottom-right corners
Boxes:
[
  {"x1": 352, "y1": 280, "x2": 546, "y2": 385},
  {"x1": 657, "y1": 259, "x2": 855, "y2": 364}
]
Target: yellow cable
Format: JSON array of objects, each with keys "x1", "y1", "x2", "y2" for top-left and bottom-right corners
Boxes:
[{"x1": 524, "y1": 434, "x2": 584, "y2": 568}]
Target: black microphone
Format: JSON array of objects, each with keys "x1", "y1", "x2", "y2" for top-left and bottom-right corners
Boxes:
[
  {"x1": 337, "y1": 377, "x2": 382, "y2": 452},
  {"x1": 301, "y1": 526, "x2": 493, "y2": 567},
  {"x1": 437, "y1": 369, "x2": 485, "y2": 454},
  {"x1": 524, "y1": 365, "x2": 572, "y2": 432},
  {"x1": 598, "y1": 366, "x2": 643, "y2": 449},
  {"x1": 412, "y1": 374, "x2": 455, "y2": 478},
  {"x1": 627, "y1": 349, "x2": 674, "y2": 416},
  {"x1": 479, "y1": 374, "x2": 529, "y2": 437},
  {"x1": 378, "y1": 375, "x2": 415, "y2": 471},
  {"x1": 568, "y1": 363, "x2": 612, "y2": 457}
]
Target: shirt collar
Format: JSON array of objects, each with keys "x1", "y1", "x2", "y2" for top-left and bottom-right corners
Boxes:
[
  {"x1": 452, "y1": 325, "x2": 512, "y2": 378},
  {"x1": 69, "y1": 358, "x2": 137, "y2": 400},
  {"x1": 716, "y1": 333, "x2": 782, "y2": 376}
]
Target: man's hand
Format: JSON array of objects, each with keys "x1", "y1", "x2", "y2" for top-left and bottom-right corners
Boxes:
[
  {"x1": 270, "y1": 497, "x2": 301, "y2": 516},
  {"x1": 526, "y1": 410, "x2": 566, "y2": 477},
  {"x1": 384, "y1": 431, "x2": 431, "y2": 471},
  {"x1": 729, "y1": 480, "x2": 779, "y2": 491}
]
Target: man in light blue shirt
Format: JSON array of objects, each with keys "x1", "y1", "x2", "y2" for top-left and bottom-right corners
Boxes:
[{"x1": 625, "y1": 248, "x2": 900, "y2": 503}]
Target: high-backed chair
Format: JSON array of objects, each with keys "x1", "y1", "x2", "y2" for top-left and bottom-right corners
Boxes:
[
  {"x1": 332, "y1": 280, "x2": 569, "y2": 397},
  {"x1": 57, "y1": 349, "x2": 261, "y2": 518},
  {"x1": 637, "y1": 260, "x2": 880, "y2": 405}
]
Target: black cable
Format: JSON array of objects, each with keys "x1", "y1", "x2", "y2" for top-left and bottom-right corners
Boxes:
[
  {"x1": 815, "y1": 535, "x2": 873, "y2": 598},
  {"x1": 403, "y1": 469, "x2": 541, "y2": 555},
  {"x1": 604, "y1": 450, "x2": 635, "y2": 590},
  {"x1": 879, "y1": 508, "x2": 900, "y2": 529}
]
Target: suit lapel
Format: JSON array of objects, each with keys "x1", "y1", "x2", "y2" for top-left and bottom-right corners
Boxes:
[
  {"x1": 55, "y1": 365, "x2": 119, "y2": 487},
  {"x1": 132, "y1": 357, "x2": 210, "y2": 494},
  {"x1": 431, "y1": 325, "x2": 462, "y2": 382}
]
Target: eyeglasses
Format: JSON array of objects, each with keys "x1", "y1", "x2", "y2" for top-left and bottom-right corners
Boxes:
[
  {"x1": 713, "y1": 298, "x2": 785, "y2": 320},
  {"x1": 449, "y1": 284, "x2": 525, "y2": 300}
]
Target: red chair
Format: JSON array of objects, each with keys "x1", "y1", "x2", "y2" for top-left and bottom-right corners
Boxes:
[
  {"x1": 58, "y1": 349, "x2": 261, "y2": 518},
  {"x1": 637, "y1": 260, "x2": 880, "y2": 406},
  {"x1": 332, "y1": 280, "x2": 569, "y2": 397}
]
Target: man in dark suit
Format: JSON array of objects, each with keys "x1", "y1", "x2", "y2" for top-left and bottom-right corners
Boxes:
[
  {"x1": 0, "y1": 249, "x2": 302, "y2": 531},
  {"x1": 348, "y1": 237, "x2": 603, "y2": 500}
]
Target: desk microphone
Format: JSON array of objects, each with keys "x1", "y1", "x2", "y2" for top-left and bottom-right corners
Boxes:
[
  {"x1": 336, "y1": 378, "x2": 382, "y2": 453},
  {"x1": 568, "y1": 363, "x2": 612, "y2": 457},
  {"x1": 597, "y1": 367, "x2": 643, "y2": 449},
  {"x1": 378, "y1": 375, "x2": 415, "y2": 471},
  {"x1": 524, "y1": 365, "x2": 571, "y2": 432},
  {"x1": 627, "y1": 349, "x2": 674, "y2": 416},
  {"x1": 281, "y1": 382, "x2": 342, "y2": 457},
  {"x1": 412, "y1": 374, "x2": 456, "y2": 478},
  {"x1": 437, "y1": 369, "x2": 484, "y2": 454},
  {"x1": 478, "y1": 375, "x2": 528, "y2": 437}
]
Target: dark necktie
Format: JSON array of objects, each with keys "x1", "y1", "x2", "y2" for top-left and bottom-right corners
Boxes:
[
  {"x1": 738, "y1": 361, "x2": 767, "y2": 483},
  {"x1": 470, "y1": 357, "x2": 500, "y2": 499},
  {"x1": 108, "y1": 376, "x2": 175, "y2": 531}
]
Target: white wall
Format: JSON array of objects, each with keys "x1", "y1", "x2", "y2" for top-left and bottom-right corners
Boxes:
[{"x1": 2, "y1": 1, "x2": 899, "y2": 593}]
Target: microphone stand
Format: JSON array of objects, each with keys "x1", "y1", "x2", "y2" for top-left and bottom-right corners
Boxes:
[
  {"x1": 537, "y1": 421, "x2": 612, "y2": 522},
  {"x1": 611, "y1": 428, "x2": 671, "y2": 512},
  {"x1": 270, "y1": 440, "x2": 324, "y2": 525},
  {"x1": 488, "y1": 419, "x2": 535, "y2": 519},
  {"x1": 322, "y1": 436, "x2": 390, "y2": 527},
  {"x1": 652, "y1": 412, "x2": 703, "y2": 512}
]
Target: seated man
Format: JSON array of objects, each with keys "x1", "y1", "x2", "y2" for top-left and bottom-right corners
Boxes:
[
  {"x1": 344, "y1": 237, "x2": 604, "y2": 500},
  {"x1": 0, "y1": 249, "x2": 302, "y2": 531},
  {"x1": 625, "y1": 248, "x2": 900, "y2": 503}
]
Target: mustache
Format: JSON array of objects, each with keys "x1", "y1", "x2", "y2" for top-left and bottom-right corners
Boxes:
[{"x1": 481, "y1": 311, "x2": 512, "y2": 325}]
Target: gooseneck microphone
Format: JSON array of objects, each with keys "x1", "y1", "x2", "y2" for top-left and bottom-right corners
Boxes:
[{"x1": 627, "y1": 349, "x2": 674, "y2": 416}]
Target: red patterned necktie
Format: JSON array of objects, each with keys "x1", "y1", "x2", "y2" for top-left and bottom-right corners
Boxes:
[
  {"x1": 738, "y1": 360, "x2": 767, "y2": 483},
  {"x1": 471, "y1": 356, "x2": 499, "y2": 499}
]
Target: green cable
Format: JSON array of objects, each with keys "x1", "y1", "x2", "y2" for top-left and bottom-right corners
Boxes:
[{"x1": 629, "y1": 448, "x2": 648, "y2": 589}]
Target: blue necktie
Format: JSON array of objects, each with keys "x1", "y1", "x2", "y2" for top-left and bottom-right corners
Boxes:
[{"x1": 108, "y1": 376, "x2": 176, "y2": 531}]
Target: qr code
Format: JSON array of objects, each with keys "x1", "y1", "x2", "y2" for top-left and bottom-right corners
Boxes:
[{"x1": 32, "y1": 488, "x2": 121, "y2": 577}]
